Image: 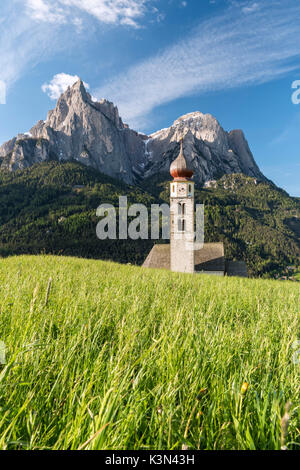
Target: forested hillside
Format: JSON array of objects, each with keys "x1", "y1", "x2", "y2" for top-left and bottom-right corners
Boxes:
[{"x1": 0, "y1": 162, "x2": 299, "y2": 277}]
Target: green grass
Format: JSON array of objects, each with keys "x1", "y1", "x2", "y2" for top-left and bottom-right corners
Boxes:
[{"x1": 0, "y1": 255, "x2": 299, "y2": 450}]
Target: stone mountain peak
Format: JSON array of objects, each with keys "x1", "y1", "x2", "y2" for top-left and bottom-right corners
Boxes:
[{"x1": 0, "y1": 81, "x2": 265, "y2": 185}]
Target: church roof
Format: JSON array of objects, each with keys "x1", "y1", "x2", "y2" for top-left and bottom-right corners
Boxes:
[
  {"x1": 143, "y1": 243, "x2": 248, "y2": 277},
  {"x1": 195, "y1": 243, "x2": 225, "y2": 271},
  {"x1": 143, "y1": 242, "x2": 225, "y2": 272}
]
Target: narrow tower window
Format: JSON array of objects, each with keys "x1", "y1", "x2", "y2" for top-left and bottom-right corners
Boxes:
[
  {"x1": 178, "y1": 203, "x2": 185, "y2": 215},
  {"x1": 178, "y1": 219, "x2": 185, "y2": 232}
]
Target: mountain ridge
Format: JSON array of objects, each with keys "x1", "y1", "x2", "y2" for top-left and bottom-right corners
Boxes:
[{"x1": 0, "y1": 79, "x2": 266, "y2": 186}]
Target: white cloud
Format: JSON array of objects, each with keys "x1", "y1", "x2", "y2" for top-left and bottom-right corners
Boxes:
[
  {"x1": 26, "y1": 0, "x2": 66, "y2": 22},
  {"x1": 26, "y1": 0, "x2": 150, "y2": 28},
  {"x1": 42, "y1": 73, "x2": 89, "y2": 99},
  {"x1": 0, "y1": 80, "x2": 6, "y2": 104},
  {"x1": 242, "y1": 2, "x2": 260, "y2": 14},
  {"x1": 0, "y1": 0, "x2": 154, "y2": 100},
  {"x1": 96, "y1": 0, "x2": 300, "y2": 130},
  {"x1": 0, "y1": 2, "x2": 66, "y2": 93}
]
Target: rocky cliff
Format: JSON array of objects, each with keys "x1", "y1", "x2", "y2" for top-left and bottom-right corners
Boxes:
[
  {"x1": 143, "y1": 112, "x2": 264, "y2": 182},
  {"x1": 0, "y1": 80, "x2": 265, "y2": 185}
]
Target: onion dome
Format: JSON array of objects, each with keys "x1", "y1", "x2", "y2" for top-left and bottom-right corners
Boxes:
[{"x1": 170, "y1": 138, "x2": 193, "y2": 179}]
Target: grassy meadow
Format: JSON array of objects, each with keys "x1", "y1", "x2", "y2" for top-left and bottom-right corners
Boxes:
[{"x1": 0, "y1": 255, "x2": 299, "y2": 450}]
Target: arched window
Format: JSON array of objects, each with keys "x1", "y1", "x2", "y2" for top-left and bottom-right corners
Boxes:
[{"x1": 178, "y1": 203, "x2": 185, "y2": 215}]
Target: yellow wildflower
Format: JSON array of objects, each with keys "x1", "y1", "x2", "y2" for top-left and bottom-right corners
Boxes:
[{"x1": 241, "y1": 382, "x2": 249, "y2": 395}]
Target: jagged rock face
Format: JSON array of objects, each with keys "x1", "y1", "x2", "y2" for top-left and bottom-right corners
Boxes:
[
  {"x1": 0, "y1": 81, "x2": 265, "y2": 185},
  {"x1": 0, "y1": 80, "x2": 145, "y2": 184},
  {"x1": 0, "y1": 136, "x2": 50, "y2": 171},
  {"x1": 29, "y1": 81, "x2": 146, "y2": 184},
  {"x1": 144, "y1": 112, "x2": 264, "y2": 183}
]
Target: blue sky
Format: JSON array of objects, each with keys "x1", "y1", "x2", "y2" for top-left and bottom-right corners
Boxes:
[{"x1": 0, "y1": 0, "x2": 300, "y2": 195}]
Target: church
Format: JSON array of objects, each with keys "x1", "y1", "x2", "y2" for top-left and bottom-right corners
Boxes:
[{"x1": 143, "y1": 139, "x2": 248, "y2": 277}]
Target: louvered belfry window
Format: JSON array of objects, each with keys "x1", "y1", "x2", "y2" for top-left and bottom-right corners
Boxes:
[{"x1": 178, "y1": 203, "x2": 185, "y2": 215}]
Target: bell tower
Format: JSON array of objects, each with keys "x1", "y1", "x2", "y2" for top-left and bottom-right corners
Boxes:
[{"x1": 170, "y1": 138, "x2": 195, "y2": 273}]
